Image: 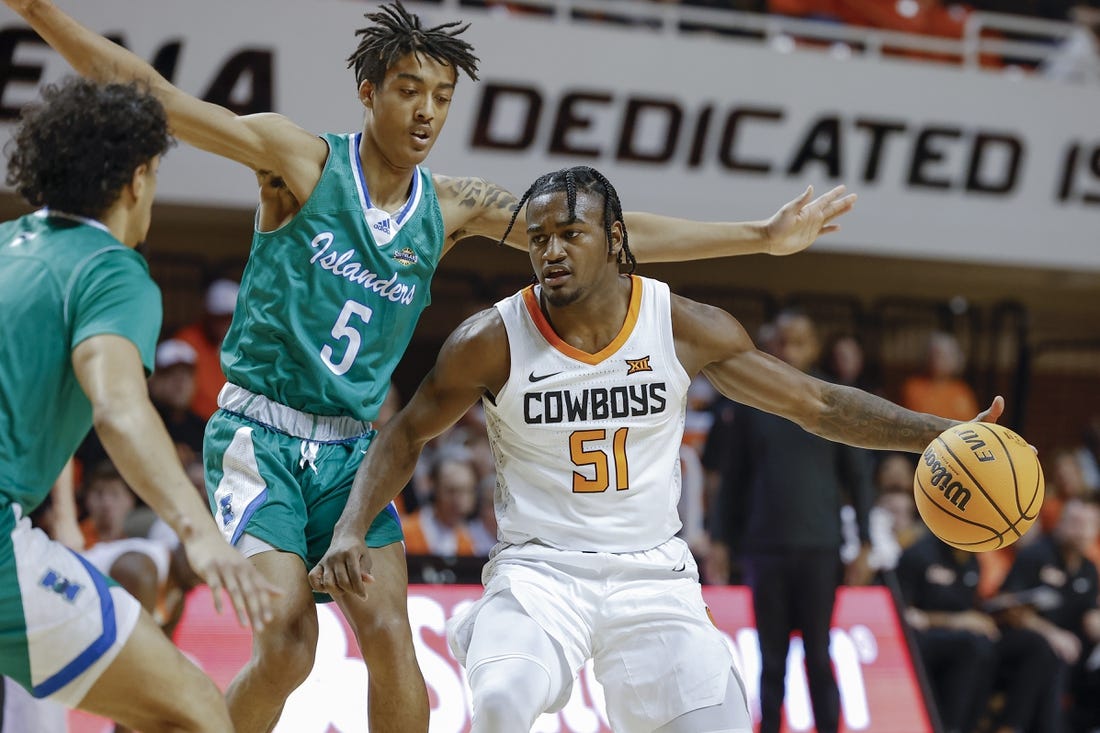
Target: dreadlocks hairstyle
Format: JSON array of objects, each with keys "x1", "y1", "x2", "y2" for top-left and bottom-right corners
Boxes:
[
  {"x1": 5, "y1": 77, "x2": 173, "y2": 220},
  {"x1": 347, "y1": 1, "x2": 480, "y2": 87},
  {"x1": 500, "y1": 166, "x2": 637, "y2": 274}
]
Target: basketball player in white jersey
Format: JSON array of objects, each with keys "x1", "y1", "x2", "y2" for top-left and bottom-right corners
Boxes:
[{"x1": 310, "y1": 166, "x2": 1005, "y2": 732}]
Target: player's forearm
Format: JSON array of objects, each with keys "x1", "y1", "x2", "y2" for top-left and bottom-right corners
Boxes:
[
  {"x1": 808, "y1": 383, "x2": 956, "y2": 452},
  {"x1": 15, "y1": 1, "x2": 172, "y2": 92},
  {"x1": 623, "y1": 213, "x2": 770, "y2": 263},
  {"x1": 49, "y1": 458, "x2": 78, "y2": 525},
  {"x1": 334, "y1": 425, "x2": 423, "y2": 537},
  {"x1": 93, "y1": 398, "x2": 217, "y2": 541}
]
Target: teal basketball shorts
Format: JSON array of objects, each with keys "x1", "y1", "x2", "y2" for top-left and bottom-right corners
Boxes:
[{"x1": 204, "y1": 385, "x2": 403, "y2": 600}]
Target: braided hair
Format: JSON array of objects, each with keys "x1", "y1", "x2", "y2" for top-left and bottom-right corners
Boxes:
[
  {"x1": 347, "y1": 1, "x2": 480, "y2": 87},
  {"x1": 499, "y1": 166, "x2": 637, "y2": 274}
]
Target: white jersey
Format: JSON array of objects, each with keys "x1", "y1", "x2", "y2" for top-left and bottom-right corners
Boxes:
[{"x1": 484, "y1": 275, "x2": 691, "y2": 553}]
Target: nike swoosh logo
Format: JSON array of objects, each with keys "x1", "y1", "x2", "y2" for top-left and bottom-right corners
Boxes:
[
  {"x1": 528, "y1": 370, "x2": 562, "y2": 383},
  {"x1": 673, "y1": 562, "x2": 687, "y2": 572}
]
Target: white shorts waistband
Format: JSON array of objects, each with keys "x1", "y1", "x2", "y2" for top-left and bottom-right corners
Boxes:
[{"x1": 217, "y1": 383, "x2": 372, "y2": 442}]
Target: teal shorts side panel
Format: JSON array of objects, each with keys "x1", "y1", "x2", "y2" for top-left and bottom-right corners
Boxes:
[
  {"x1": 203, "y1": 410, "x2": 309, "y2": 562},
  {"x1": 0, "y1": 505, "x2": 31, "y2": 688}
]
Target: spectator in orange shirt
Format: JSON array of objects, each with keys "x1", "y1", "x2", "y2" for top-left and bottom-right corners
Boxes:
[
  {"x1": 173, "y1": 278, "x2": 238, "y2": 420},
  {"x1": 404, "y1": 449, "x2": 479, "y2": 557},
  {"x1": 900, "y1": 331, "x2": 980, "y2": 421}
]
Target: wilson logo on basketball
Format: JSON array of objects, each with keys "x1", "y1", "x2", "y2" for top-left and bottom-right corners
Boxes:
[
  {"x1": 625, "y1": 356, "x2": 652, "y2": 375},
  {"x1": 920, "y1": 447, "x2": 972, "y2": 511}
]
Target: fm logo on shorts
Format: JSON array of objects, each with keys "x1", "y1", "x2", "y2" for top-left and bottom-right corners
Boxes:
[
  {"x1": 219, "y1": 494, "x2": 236, "y2": 525},
  {"x1": 40, "y1": 569, "x2": 82, "y2": 603}
]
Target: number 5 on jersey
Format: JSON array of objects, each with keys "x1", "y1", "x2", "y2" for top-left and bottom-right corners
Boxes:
[
  {"x1": 570, "y1": 428, "x2": 630, "y2": 493},
  {"x1": 321, "y1": 300, "x2": 373, "y2": 376}
]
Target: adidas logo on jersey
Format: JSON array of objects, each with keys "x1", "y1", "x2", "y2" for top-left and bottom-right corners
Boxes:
[{"x1": 373, "y1": 218, "x2": 391, "y2": 234}]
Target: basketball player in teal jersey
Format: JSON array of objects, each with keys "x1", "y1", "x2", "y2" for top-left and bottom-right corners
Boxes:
[
  {"x1": 310, "y1": 166, "x2": 1006, "y2": 732},
  {"x1": 0, "y1": 77, "x2": 276, "y2": 731},
  {"x1": 3, "y1": 2, "x2": 856, "y2": 731}
]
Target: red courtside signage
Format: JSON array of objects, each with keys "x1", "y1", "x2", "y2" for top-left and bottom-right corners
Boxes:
[{"x1": 69, "y1": 585, "x2": 934, "y2": 733}]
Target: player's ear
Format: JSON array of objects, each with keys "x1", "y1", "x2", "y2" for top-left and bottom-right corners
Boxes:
[
  {"x1": 126, "y1": 163, "x2": 149, "y2": 203},
  {"x1": 608, "y1": 219, "x2": 624, "y2": 258},
  {"x1": 358, "y1": 79, "x2": 376, "y2": 110}
]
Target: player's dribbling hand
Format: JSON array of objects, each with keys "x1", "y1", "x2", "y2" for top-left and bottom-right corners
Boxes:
[
  {"x1": 178, "y1": 517, "x2": 280, "y2": 632},
  {"x1": 308, "y1": 531, "x2": 375, "y2": 599},
  {"x1": 764, "y1": 184, "x2": 856, "y2": 256}
]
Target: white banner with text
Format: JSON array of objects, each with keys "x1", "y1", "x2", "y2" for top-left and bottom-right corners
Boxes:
[{"x1": 0, "y1": 0, "x2": 1097, "y2": 269}]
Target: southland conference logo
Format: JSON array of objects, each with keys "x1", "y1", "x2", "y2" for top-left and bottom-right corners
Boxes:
[{"x1": 392, "y1": 247, "x2": 418, "y2": 267}]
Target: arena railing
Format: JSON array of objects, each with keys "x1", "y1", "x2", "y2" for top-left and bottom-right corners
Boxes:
[{"x1": 404, "y1": 0, "x2": 1077, "y2": 73}]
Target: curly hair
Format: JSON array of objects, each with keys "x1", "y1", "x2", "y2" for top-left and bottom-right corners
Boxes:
[
  {"x1": 347, "y1": 1, "x2": 480, "y2": 87},
  {"x1": 499, "y1": 166, "x2": 637, "y2": 274},
  {"x1": 5, "y1": 77, "x2": 173, "y2": 219}
]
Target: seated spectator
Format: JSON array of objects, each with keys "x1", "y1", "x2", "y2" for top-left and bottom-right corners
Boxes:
[
  {"x1": 998, "y1": 498, "x2": 1100, "y2": 733},
  {"x1": 874, "y1": 452, "x2": 923, "y2": 553},
  {"x1": 1041, "y1": 4, "x2": 1100, "y2": 83},
  {"x1": 822, "y1": 331, "x2": 880, "y2": 394},
  {"x1": 174, "y1": 278, "x2": 238, "y2": 420},
  {"x1": 841, "y1": 452, "x2": 920, "y2": 579},
  {"x1": 1076, "y1": 415, "x2": 1100, "y2": 493},
  {"x1": 900, "y1": 331, "x2": 980, "y2": 421},
  {"x1": 79, "y1": 460, "x2": 202, "y2": 637},
  {"x1": 148, "y1": 338, "x2": 207, "y2": 464},
  {"x1": 897, "y1": 529, "x2": 1062, "y2": 733},
  {"x1": 467, "y1": 473, "x2": 499, "y2": 557},
  {"x1": 80, "y1": 460, "x2": 136, "y2": 548},
  {"x1": 1040, "y1": 447, "x2": 1093, "y2": 533},
  {"x1": 404, "y1": 449, "x2": 479, "y2": 557}
]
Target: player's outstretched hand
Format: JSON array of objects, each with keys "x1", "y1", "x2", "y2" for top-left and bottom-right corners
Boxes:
[
  {"x1": 2, "y1": 0, "x2": 44, "y2": 15},
  {"x1": 973, "y1": 395, "x2": 1005, "y2": 424},
  {"x1": 178, "y1": 517, "x2": 280, "y2": 631},
  {"x1": 308, "y1": 531, "x2": 375, "y2": 600},
  {"x1": 765, "y1": 184, "x2": 856, "y2": 256}
]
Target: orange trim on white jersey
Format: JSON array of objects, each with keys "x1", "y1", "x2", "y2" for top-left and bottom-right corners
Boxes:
[{"x1": 521, "y1": 275, "x2": 643, "y2": 365}]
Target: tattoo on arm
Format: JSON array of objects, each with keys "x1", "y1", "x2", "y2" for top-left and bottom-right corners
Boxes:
[
  {"x1": 815, "y1": 384, "x2": 954, "y2": 452},
  {"x1": 443, "y1": 177, "x2": 520, "y2": 243}
]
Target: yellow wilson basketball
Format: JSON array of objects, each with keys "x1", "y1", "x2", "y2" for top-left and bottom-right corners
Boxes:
[{"x1": 913, "y1": 422, "x2": 1044, "y2": 552}]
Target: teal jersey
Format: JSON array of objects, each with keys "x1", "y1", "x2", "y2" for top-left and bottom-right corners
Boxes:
[
  {"x1": 222, "y1": 133, "x2": 445, "y2": 422},
  {"x1": 0, "y1": 211, "x2": 161, "y2": 511}
]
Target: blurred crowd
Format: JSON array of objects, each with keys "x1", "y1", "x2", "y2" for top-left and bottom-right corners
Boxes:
[
  {"x1": 470, "y1": 0, "x2": 1100, "y2": 78},
  {"x1": 25, "y1": 274, "x2": 1100, "y2": 732}
]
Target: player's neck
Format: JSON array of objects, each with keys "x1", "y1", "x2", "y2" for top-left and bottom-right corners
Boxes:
[
  {"x1": 541, "y1": 274, "x2": 633, "y2": 354},
  {"x1": 98, "y1": 205, "x2": 138, "y2": 248},
  {"x1": 357, "y1": 130, "x2": 417, "y2": 213}
]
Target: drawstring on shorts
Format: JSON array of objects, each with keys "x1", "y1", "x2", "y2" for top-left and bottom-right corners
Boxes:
[{"x1": 299, "y1": 440, "x2": 320, "y2": 474}]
